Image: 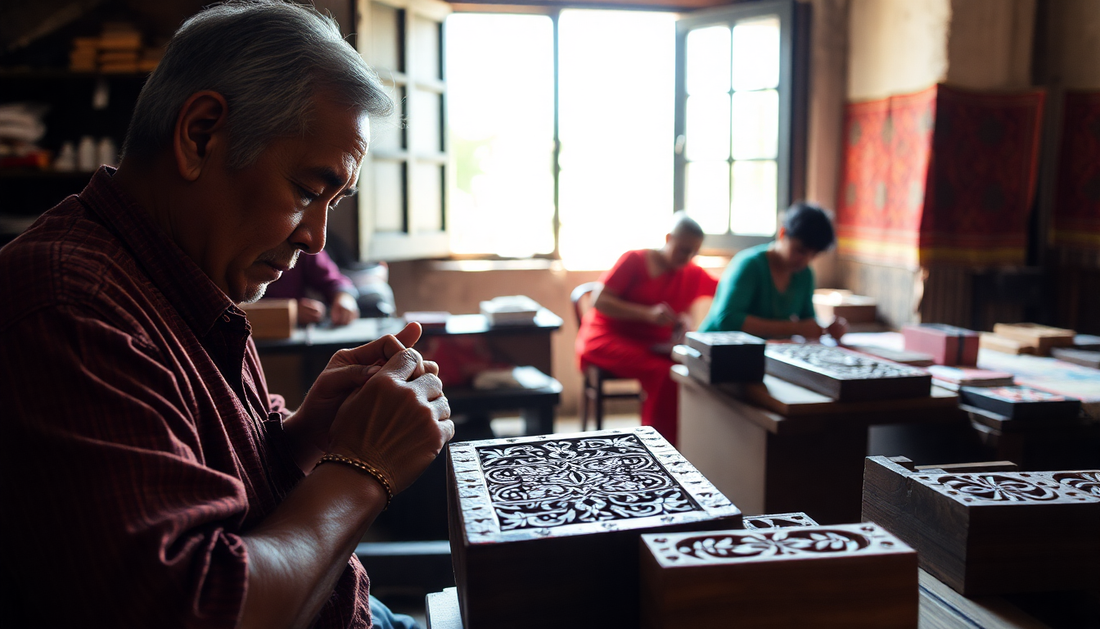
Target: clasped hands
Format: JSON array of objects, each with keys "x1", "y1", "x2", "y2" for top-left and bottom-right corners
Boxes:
[{"x1": 288, "y1": 322, "x2": 454, "y2": 495}]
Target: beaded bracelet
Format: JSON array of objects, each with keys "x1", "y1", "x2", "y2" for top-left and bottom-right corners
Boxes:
[{"x1": 315, "y1": 453, "x2": 394, "y2": 510}]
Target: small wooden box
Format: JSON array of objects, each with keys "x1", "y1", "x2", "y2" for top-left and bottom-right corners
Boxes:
[
  {"x1": 681, "y1": 331, "x2": 766, "y2": 384},
  {"x1": 764, "y1": 343, "x2": 931, "y2": 402},
  {"x1": 862, "y1": 456, "x2": 1100, "y2": 596},
  {"x1": 901, "y1": 323, "x2": 979, "y2": 366},
  {"x1": 447, "y1": 427, "x2": 742, "y2": 629},
  {"x1": 958, "y1": 385, "x2": 1081, "y2": 420},
  {"x1": 978, "y1": 332, "x2": 1035, "y2": 355},
  {"x1": 639, "y1": 522, "x2": 918, "y2": 629},
  {"x1": 239, "y1": 299, "x2": 297, "y2": 339},
  {"x1": 993, "y1": 323, "x2": 1076, "y2": 356}
]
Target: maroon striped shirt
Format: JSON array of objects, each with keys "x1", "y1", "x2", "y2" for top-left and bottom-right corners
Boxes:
[{"x1": 0, "y1": 167, "x2": 371, "y2": 628}]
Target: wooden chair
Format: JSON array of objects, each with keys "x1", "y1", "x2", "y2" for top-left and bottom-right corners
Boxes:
[{"x1": 571, "y1": 282, "x2": 643, "y2": 431}]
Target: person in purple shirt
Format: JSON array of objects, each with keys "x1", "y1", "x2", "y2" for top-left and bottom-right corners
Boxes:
[{"x1": 264, "y1": 249, "x2": 361, "y2": 326}]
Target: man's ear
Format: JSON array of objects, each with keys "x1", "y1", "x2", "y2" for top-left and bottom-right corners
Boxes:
[{"x1": 173, "y1": 91, "x2": 229, "y2": 182}]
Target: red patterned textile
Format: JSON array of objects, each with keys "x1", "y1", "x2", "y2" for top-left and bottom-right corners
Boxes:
[
  {"x1": 837, "y1": 85, "x2": 1045, "y2": 268},
  {"x1": 1052, "y1": 91, "x2": 1100, "y2": 254}
]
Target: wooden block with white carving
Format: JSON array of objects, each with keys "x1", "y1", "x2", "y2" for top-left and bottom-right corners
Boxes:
[
  {"x1": 447, "y1": 427, "x2": 742, "y2": 629},
  {"x1": 862, "y1": 456, "x2": 1100, "y2": 596},
  {"x1": 639, "y1": 523, "x2": 918, "y2": 629}
]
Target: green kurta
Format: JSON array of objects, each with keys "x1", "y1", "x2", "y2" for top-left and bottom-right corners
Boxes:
[{"x1": 698, "y1": 243, "x2": 816, "y2": 332}]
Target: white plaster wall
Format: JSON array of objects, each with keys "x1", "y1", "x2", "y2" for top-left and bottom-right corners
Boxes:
[
  {"x1": 1048, "y1": 0, "x2": 1100, "y2": 89},
  {"x1": 847, "y1": 0, "x2": 951, "y2": 101},
  {"x1": 946, "y1": 0, "x2": 1035, "y2": 90}
]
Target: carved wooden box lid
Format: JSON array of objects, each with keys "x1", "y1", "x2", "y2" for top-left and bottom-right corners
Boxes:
[
  {"x1": 641, "y1": 522, "x2": 914, "y2": 568},
  {"x1": 765, "y1": 342, "x2": 932, "y2": 401},
  {"x1": 449, "y1": 426, "x2": 741, "y2": 545},
  {"x1": 909, "y1": 470, "x2": 1100, "y2": 507},
  {"x1": 685, "y1": 331, "x2": 765, "y2": 359},
  {"x1": 765, "y1": 343, "x2": 929, "y2": 382},
  {"x1": 862, "y1": 457, "x2": 1100, "y2": 596}
]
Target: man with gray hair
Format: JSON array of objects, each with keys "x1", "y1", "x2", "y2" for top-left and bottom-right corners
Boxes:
[{"x1": 0, "y1": 2, "x2": 452, "y2": 627}]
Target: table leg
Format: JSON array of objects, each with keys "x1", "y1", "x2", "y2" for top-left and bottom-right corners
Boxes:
[{"x1": 522, "y1": 405, "x2": 555, "y2": 437}]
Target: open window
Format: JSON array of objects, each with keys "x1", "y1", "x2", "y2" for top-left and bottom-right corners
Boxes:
[
  {"x1": 674, "y1": 0, "x2": 807, "y2": 251},
  {"x1": 356, "y1": 0, "x2": 806, "y2": 264}
]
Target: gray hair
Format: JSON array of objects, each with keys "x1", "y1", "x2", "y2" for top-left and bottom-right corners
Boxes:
[
  {"x1": 122, "y1": 0, "x2": 394, "y2": 168},
  {"x1": 670, "y1": 211, "x2": 704, "y2": 240}
]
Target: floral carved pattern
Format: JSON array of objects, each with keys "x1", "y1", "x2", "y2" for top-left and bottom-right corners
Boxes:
[
  {"x1": 1053, "y1": 471, "x2": 1100, "y2": 497},
  {"x1": 765, "y1": 343, "x2": 926, "y2": 379},
  {"x1": 675, "y1": 529, "x2": 870, "y2": 561},
  {"x1": 477, "y1": 434, "x2": 699, "y2": 531},
  {"x1": 938, "y1": 474, "x2": 1060, "y2": 502}
]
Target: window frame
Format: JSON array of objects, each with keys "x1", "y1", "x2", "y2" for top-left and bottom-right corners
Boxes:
[
  {"x1": 673, "y1": 0, "x2": 807, "y2": 252},
  {"x1": 356, "y1": 0, "x2": 452, "y2": 262}
]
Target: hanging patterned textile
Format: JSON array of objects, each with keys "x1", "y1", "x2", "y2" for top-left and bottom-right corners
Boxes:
[{"x1": 837, "y1": 84, "x2": 1045, "y2": 268}]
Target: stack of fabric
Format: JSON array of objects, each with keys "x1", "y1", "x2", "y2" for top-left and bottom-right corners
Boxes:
[{"x1": 0, "y1": 103, "x2": 49, "y2": 169}]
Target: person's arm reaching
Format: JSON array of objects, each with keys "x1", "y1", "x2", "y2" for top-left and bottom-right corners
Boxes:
[
  {"x1": 329, "y1": 291, "x2": 359, "y2": 326},
  {"x1": 593, "y1": 286, "x2": 678, "y2": 326},
  {"x1": 242, "y1": 326, "x2": 453, "y2": 629}
]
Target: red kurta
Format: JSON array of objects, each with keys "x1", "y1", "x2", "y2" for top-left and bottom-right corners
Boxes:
[{"x1": 576, "y1": 249, "x2": 718, "y2": 445}]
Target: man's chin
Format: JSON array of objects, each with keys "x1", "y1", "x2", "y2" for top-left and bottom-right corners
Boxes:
[{"x1": 238, "y1": 282, "x2": 269, "y2": 304}]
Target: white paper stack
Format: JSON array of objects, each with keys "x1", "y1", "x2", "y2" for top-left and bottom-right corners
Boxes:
[{"x1": 479, "y1": 295, "x2": 541, "y2": 326}]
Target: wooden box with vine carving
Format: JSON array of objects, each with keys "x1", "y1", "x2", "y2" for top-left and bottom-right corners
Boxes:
[
  {"x1": 862, "y1": 456, "x2": 1100, "y2": 596},
  {"x1": 446, "y1": 427, "x2": 742, "y2": 629},
  {"x1": 639, "y1": 522, "x2": 918, "y2": 629}
]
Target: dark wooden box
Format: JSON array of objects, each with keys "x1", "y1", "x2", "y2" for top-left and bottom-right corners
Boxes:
[
  {"x1": 958, "y1": 385, "x2": 1082, "y2": 420},
  {"x1": 901, "y1": 323, "x2": 980, "y2": 366},
  {"x1": 640, "y1": 522, "x2": 918, "y2": 629},
  {"x1": 863, "y1": 456, "x2": 1100, "y2": 596},
  {"x1": 446, "y1": 427, "x2": 742, "y2": 629},
  {"x1": 680, "y1": 331, "x2": 766, "y2": 384},
  {"x1": 764, "y1": 343, "x2": 931, "y2": 402}
]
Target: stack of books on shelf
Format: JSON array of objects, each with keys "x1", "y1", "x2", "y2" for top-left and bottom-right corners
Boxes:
[{"x1": 69, "y1": 23, "x2": 164, "y2": 74}]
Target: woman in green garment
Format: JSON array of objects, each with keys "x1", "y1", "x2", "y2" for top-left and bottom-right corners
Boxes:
[{"x1": 698, "y1": 203, "x2": 848, "y2": 340}]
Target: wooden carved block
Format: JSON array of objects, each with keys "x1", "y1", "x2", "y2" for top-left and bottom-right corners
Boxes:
[
  {"x1": 958, "y1": 385, "x2": 1082, "y2": 420},
  {"x1": 639, "y1": 522, "x2": 918, "y2": 629},
  {"x1": 681, "y1": 331, "x2": 766, "y2": 384},
  {"x1": 862, "y1": 456, "x2": 1100, "y2": 596},
  {"x1": 764, "y1": 343, "x2": 931, "y2": 402},
  {"x1": 447, "y1": 427, "x2": 742, "y2": 629},
  {"x1": 901, "y1": 323, "x2": 979, "y2": 366},
  {"x1": 993, "y1": 322, "x2": 1076, "y2": 356},
  {"x1": 742, "y1": 511, "x2": 818, "y2": 530},
  {"x1": 978, "y1": 332, "x2": 1035, "y2": 355},
  {"x1": 239, "y1": 299, "x2": 296, "y2": 339}
]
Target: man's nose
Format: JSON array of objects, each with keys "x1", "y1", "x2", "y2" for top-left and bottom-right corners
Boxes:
[{"x1": 291, "y1": 204, "x2": 327, "y2": 254}]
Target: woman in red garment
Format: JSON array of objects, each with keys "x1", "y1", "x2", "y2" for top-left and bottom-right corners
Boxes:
[{"x1": 576, "y1": 212, "x2": 718, "y2": 446}]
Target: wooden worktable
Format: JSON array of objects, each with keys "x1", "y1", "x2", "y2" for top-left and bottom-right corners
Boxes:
[
  {"x1": 673, "y1": 365, "x2": 966, "y2": 524},
  {"x1": 426, "y1": 571, "x2": 1095, "y2": 628}
]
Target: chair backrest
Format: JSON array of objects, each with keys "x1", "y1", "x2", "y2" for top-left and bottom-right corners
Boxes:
[{"x1": 570, "y1": 282, "x2": 601, "y2": 328}]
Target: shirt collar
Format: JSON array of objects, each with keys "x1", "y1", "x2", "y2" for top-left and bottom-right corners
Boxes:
[{"x1": 79, "y1": 166, "x2": 241, "y2": 337}]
